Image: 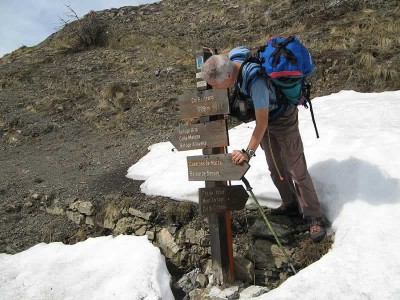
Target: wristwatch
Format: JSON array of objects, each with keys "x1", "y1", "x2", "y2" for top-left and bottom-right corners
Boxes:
[{"x1": 242, "y1": 148, "x2": 256, "y2": 160}]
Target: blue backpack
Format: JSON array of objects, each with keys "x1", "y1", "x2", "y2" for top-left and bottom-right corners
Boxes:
[
  {"x1": 258, "y1": 35, "x2": 314, "y2": 107},
  {"x1": 232, "y1": 36, "x2": 319, "y2": 137}
]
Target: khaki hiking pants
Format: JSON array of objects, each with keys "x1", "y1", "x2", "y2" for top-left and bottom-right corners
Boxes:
[{"x1": 260, "y1": 107, "x2": 322, "y2": 219}]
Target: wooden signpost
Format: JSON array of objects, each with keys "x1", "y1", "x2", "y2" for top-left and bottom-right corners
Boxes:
[
  {"x1": 170, "y1": 47, "x2": 249, "y2": 285},
  {"x1": 187, "y1": 154, "x2": 249, "y2": 181},
  {"x1": 179, "y1": 89, "x2": 230, "y2": 120},
  {"x1": 199, "y1": 185, "x2": 249, "y2": 215},
  {"x1": 170, "y1": 120, "x2": 228, "y2": 151}
]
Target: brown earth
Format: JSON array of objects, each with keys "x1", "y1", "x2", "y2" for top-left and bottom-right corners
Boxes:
[{"x1": 0, "y1": 0, "x2": 399, "y2": 288}]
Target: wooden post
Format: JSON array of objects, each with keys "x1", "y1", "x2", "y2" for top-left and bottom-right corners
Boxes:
[
  {"x1": 197, "y1": 48, "x2": 233, "y2": 285},
  {"x1": 202, "y1": 119, "x2": 233, "y2": 284}
]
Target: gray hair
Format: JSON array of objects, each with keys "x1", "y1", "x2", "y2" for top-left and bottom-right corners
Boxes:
[{"x1": 201, "y1": 55, "x2": 234, "y2": 83}]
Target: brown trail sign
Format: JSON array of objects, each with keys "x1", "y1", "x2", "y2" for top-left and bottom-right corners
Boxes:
[
  {"x1": 187, "y1": 154, "x2": 249, "y2": 181},
  {"x1": 170, "y1": 120, "x2": 228, "y2": 151},
  {"x1": 179, "y1": 89, "x2": 230, "y2": 120},
  {"x1": 199, "y1": 185, "x2": 249, "y2": 215}
]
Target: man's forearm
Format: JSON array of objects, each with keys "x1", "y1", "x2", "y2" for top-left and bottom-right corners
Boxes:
[
  {"x1": 232, "y1": 108, "x2": 268, "y2": 164},
  {"x1": 247, "y1": 108, "x2": 269, "y2": 150},
  {"x1": 247, "y1": 125, "x2": 267, "y2": 150}
]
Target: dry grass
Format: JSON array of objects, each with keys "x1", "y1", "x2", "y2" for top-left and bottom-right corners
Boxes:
[
  {"x1": 49, "y1": 36, "x2": 77, "y2": 52},
  {"x1": 386, "y1": 22, "x2": 400, "y2": 33},
  {"x1": 104, "y1": 200, "x2": 119, "y2": 221},
  {"x1": 373, "y1": 65, "x2": 398, "y2": 83},
  {"x1": 119, "y1": 196, "x2": 134, "y2": 210},
  {"x1": 107, "y1": 33, "x2": 183, "y2": 57},
  {"x1": 311, "y1": 33, "x2": 397, "y2": 53},
  {"x1": 69, "y1": 227, "x2": 90, "y2": 244},
  {"x1": 330, "y1": 11, "x2": 400, "y2": 36},
  {"x1": 40, "y1": 221, "x2": 56, "y2": 243},
  {"x1": 357, "y1": 52, "x2": 375, "y2": 68},
  {"x1": 376, "y1": 37, "x2": 393, "y2": 49},
  {"x1": 283, "y1": 22, "x2": 306, "y2": 36},
  {"x1": 2, "y1": 45, "x2": 31, "y2": 59},
  {"x1": 165, "y1": 201, "x2": 196, "y2": 224},
  {"x1": 108, "y1": 34, "x2": 149, "y2": 50},
  {"x1": 325, "y1": 10, "x2": 400, "y2": 53},
  {"x1": 99, "y1": 82, "x2": 130, "y2": 111},
  {"x1": 263, "y1": 11, "x2": 273, "y2": 27},
  {"x1": 100, "y1": 82, "x2": 123, "y2": 100}
]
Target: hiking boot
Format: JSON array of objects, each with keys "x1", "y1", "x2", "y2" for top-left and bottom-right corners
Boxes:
[
  {"x1": 270, "y1": 203, "x2": 299, "y2": 216},
  {"x1": 308, "y1": 217, "x2": 326, "y2": 242}
]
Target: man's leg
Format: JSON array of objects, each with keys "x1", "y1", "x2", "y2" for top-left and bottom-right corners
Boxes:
[
  {"x1": 270, "y1": 107, "x2": 325, "y2": 241},
  {"x1": 281, "y1": 149, "x2": 321, "y2": 218},
  {"x1": 260, "y1": 129, "x2": 298, "y2": 211},
  {"x1": 269, "y1": 108, "x2": 322, "y2": 219}
]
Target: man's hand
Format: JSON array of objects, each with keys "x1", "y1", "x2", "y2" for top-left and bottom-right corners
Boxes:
[{"x1": 232, "y1": 150, "x2": 249, "y2": 165}]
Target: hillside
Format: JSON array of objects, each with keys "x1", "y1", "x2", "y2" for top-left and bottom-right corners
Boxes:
[{"x1": 0, "y1": 0, "x2": 399, "y2": 295}]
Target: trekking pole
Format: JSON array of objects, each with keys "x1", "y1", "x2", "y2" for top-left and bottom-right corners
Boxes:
[
  {"x1": 241, "y1": 176, "x2": 297, "y2": 274},
  {"x1": 305, "y1": 82, "x2": 319, "y2": 139},
  {"x1": 307, "y1": 98, "x2": 319, "y2": 139}
]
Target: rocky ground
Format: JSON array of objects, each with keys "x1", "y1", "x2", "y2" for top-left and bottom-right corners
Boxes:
[{"x1": 1, "y1": 0, "x2": 399, "y2": 298}]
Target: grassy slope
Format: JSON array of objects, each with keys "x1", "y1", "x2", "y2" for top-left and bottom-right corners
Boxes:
[{"x1": 0, "y1": 0, "x2": 399, "y2": 135}]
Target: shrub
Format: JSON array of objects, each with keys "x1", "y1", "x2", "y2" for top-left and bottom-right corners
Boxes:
[{"x1": 60, "y1": 6, "x2": 106, "y2": 51}]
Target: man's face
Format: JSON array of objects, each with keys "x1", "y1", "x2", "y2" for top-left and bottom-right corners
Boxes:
[{"x1": 208, "y1": 73, "x2": 235, "y2": 89}]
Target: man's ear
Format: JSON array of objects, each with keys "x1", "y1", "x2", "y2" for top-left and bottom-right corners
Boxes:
[{"x1": 226, "y1": 72, "x2": 236, "y2": 84}]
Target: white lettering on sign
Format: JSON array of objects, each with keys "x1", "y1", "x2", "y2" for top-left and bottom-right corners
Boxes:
[
  {"x1": 188, "y1": 134, "x2": 200, "y2": 140},
  {"x1": 211, "y1": 102, "x2": 224, "y2": 111},
  {"x1": 192, "y1": 141, "x2": 207, "y2": 147},
  {"x1": 196, "y1": 72, "x2": 203, "y2": 79},
  {"x1": 188, "y1": 160, "x2": 206, "y2": 167},
  {"x1": 179, "y1": 134, "x2": 200, "y2": 142},
  {"x1": 189, "y1": 159, "x2": 223, "y2": 167},
  {"x1": 196, "y1": 106, "x2": 211, "y2": 113},
  {"x1": 201, "y1": 189, "x2": 225, "y2": 198},
  {"x1": 179, "y1": 141, "x2": 207, "y2": 149},
  {"x1": 189, "y1": 170, "x2": 221, "y2": 178},
  {"x1": 190, "y1": 95, "x2": 215, "y2": 104},
  {"x1": 210, "y1": 160, "x2": 222, "y2": 166},
  {"x1": 206, "y1": 171, "x2": 220, "y2": 177},
  {"x1": 200, "y1": 188, "x2": 227, "y2": 214},
  {"x1": 178, "y1": 127, "x2": 199, "y2": 135},
  {"x1": 189, "y1": 170, "x2": 207, "y2": 177}
]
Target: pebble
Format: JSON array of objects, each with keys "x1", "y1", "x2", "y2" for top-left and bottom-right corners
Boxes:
[
  {"x1": 24, "y1": 201, "x2": 33, "y2": 208},
  {"x1": 195, "y1": 273, "x2": 208, "y2": 288},
  {"x1": 5, "y1": 246, "x2": 16, "y2": 254},
  {"x1": 34, "y1": 178, "x2": 44, "y2": 184},
  {"x1": 32, "y1": 193, "x2": 41, "y2": 200}
]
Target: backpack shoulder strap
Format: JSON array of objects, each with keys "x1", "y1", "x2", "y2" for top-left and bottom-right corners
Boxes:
[{"x1": 237, "y1": 56, "x2": 263, "y2": 95}]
